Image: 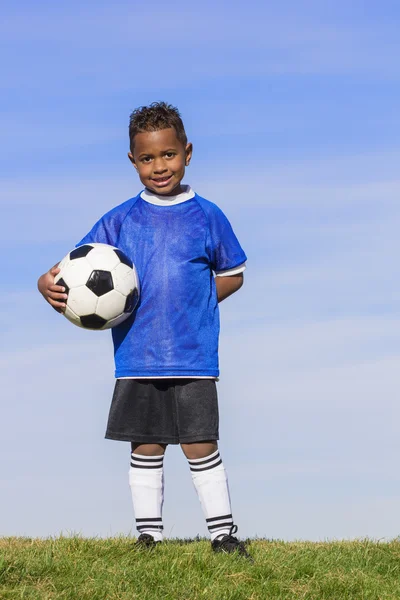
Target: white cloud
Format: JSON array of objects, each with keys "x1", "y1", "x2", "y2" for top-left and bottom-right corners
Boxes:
[
  {"x1": 221, "y1": 316, "x2": 400, "y2": 373},
  {"x1": 0, "y1": 120, "x2": 122, "y2": 153},
  {"x1": 3, "y1": 150, "x2": 400, "y2": 251},
  {"x1": 0, "y1": 3, "x2": 367, "y2": 49},
  {"x1": 2, "y1": 1, "x2": 400, "y2": 96}
]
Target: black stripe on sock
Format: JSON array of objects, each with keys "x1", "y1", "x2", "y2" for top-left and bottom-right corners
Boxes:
[
  {"x1": 206, "y1": 514, "x2": 232, "y2": 523},
  {"x1": 137, "y1": 525, "x2": 164, "y2": 531},
  {"x1": 190, "y1": 459, "x2": 222, "y2": 472},
  {"x1": 131, "y1": 462, "x2": 163, "y2": 469},
  {"x1": 131, "y1": 455, "x2": 164, "y2": 463},
  {"x1": 188, "y1": 453, "x2": 220, "y2": 467},
  {"x1": 208, "y1": 521, "x2": 234, "y2": 531},
  {"x1": 136, "y1": 517, "x2": 163, "y2": 523}
]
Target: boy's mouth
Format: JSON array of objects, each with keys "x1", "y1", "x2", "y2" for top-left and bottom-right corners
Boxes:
[{"x1": 151, "y1": 175, "x2": 173, "y2": 187}]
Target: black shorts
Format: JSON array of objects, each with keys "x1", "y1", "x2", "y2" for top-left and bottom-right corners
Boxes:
[{"x1": 105, "y1": 378, "x2": 219, "y2": 444}]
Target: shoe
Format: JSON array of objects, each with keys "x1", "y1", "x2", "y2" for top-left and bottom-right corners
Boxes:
[
  {"x1": 135, "y1": 533, "x2": 160, "y2": 548},
  {"x1": 211, "y1": 525, "x2": 253, "y2": 562}
]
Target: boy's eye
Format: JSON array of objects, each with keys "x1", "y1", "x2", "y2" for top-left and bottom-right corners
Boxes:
[
  {"x1": 141, "y1": 157, "x2": 152, "y2": 163},
  {"x1": 165, "y1": 152, "x2": 175, "y2": 158}
]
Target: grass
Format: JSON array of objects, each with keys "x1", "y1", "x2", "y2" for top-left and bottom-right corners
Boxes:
[{"x1": 1, "y1": 537, "x2": 400, "y2": 599}]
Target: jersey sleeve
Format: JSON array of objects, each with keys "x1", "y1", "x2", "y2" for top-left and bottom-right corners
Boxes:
[
  {"x1": 206, "y1": 205, "x2": 247, "y2": 274},
  {"x1": 75, "y1": 197, "x2": 138, "y2": 248},
  {"x1": 76, "y1": 216, "x2": 116, "y2": 248}
]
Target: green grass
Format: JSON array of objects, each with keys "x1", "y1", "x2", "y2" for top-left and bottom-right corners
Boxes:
[{"x1": 1, "y1": 537, "x2": 400, "y2": 599}]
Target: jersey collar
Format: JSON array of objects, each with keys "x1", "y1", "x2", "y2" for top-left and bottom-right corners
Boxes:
[{"x1": 140, "y1": 185, "x2": 195, "y2": 206}]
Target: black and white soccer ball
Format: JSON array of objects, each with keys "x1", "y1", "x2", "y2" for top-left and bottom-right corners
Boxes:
[{"x1": 54, "y1": 243, "x2": 140, "y2": 330}]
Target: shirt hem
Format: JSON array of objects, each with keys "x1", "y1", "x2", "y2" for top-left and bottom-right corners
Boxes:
[
  {"x1": 215, "y1": 263, "x2": 246, "y2": 277},
  {"x1": 115, "y1": 370, "x2": 220, "y2": 379},
  {"x1": 117, "y1": 375, "x2": 219, "y2": 380}
]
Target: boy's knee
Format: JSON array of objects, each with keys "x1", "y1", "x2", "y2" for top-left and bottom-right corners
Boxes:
[
  {"x1": 181, "y1": 441, "x2": 218, "y2": 460},
  {"x1": 131, "y1": 443, "x2": 167, "y2": 456}
]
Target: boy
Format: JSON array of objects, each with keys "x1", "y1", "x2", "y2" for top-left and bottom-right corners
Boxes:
[{"x1": 38, "y1": 102, "x2": 249, "y2": 557}]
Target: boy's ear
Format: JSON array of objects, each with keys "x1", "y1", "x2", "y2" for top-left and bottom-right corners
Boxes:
[
  {"x1": 128, "y1": 152, "x2": 137, "y2": 169},
  {"x1": 185, "y1": 143, "x2": 193, "y2": 166}
]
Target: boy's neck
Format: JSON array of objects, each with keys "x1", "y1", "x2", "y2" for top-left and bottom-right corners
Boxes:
[{"x1": 141, "y1": 185, "x2": 194, "y2": 206}]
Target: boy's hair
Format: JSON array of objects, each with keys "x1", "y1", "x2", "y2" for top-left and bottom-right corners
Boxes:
[{"x1": 129, "y1": 102, "x2": 187, "y2": 152}]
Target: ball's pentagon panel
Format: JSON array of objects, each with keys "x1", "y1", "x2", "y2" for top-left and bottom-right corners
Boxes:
[
  {"x1": 114, "y1": 249, "x2": 133, "y2": 269},
  {"x1": 86, "y1": 246, "x2": 120, "y2": 271},
  {"x1": 124, "y1": 289, "x2": 139, "y2": 314},
  {"x1": 56, "y1": 277, "x2": 69, "y2": 295},
  {"x1": 96, "y1": 289, "x2": 126, "y2": 321},
  {"x1": 112, "y1": 262, "x2": 137, "y2": 297},
  {"x1": 62, "y1": 257, "x2": 93, "y2": 288},
  {"x1": 67, "y1": 285, "x2": 98, "y2": 316},
  {"x1": 80, "y1": 314, "x2": 108, "y2": 329},
  {"x1": 69, "y1": 244, "x2": 94, "y2": 260},
  {"x1": 86, "y1": 270, "x2": 114, "y2": 297}
]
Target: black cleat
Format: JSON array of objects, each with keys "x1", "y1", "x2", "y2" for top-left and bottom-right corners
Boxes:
[
  {"x1": 135, "y1": 533, "x2": 160, "y2": 549},
  {"x1": 211, "y1": 525, "x2": 253, "y2": 562}
]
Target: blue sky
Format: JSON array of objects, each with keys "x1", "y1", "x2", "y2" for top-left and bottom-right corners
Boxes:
[{"x1": 2, "y1": 0, "x2": 400, "y2": 540}]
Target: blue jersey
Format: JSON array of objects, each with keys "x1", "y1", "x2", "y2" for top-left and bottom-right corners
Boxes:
[{"x1": 77, "y1": 188, "x2": 247, "y2": 378}]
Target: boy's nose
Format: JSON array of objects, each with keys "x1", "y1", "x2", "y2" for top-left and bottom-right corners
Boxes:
[{"x1": 153, "y1": 159, "x2": 168, "y2": 174}]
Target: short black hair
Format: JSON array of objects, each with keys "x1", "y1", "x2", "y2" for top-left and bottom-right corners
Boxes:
[{"x1": 129, "y1": 102, "x2": 187, "y2": 152}]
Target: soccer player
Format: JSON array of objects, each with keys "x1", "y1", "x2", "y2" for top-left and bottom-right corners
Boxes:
[{"x1": 37, "y1": 102, "x2": 250, "y2": 558}]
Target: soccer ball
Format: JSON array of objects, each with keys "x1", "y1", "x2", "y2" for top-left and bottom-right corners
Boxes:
[{"x1": 54, "y1": 243, "x2": 140, "y2": 330}]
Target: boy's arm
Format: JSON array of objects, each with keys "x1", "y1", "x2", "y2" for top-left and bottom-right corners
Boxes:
[
  {"x1": 37, "y1": 263, "x2": 67, "y2": 313},
  {"x1": 215, "y1": 273, "x2": 244, "y2": 303}
]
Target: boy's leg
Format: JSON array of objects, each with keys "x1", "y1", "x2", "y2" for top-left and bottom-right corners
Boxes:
[
  {"x1": 129, "y1": 442, "x2": 166, "y2": 542},
  {"x1": 181, "y1": 441, "x2": 234, "y2": 540}
]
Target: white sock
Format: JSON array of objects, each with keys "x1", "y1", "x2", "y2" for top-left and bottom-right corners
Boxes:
[
  {"x1": 129, "y1": 452, "x2": 165, "y2": 542},
  {"x1": 188, "y1": 449, "x2": 234, "y2": 541}
]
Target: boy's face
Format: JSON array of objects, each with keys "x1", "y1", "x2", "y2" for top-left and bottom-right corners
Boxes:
[{"x1": 128, "y1": 128, "x2": 192, "y2": 196}]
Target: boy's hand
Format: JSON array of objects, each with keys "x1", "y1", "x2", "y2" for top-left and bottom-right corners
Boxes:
[{"x1": 37, "y1": 264, "x2": 67, "y2": 313}]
